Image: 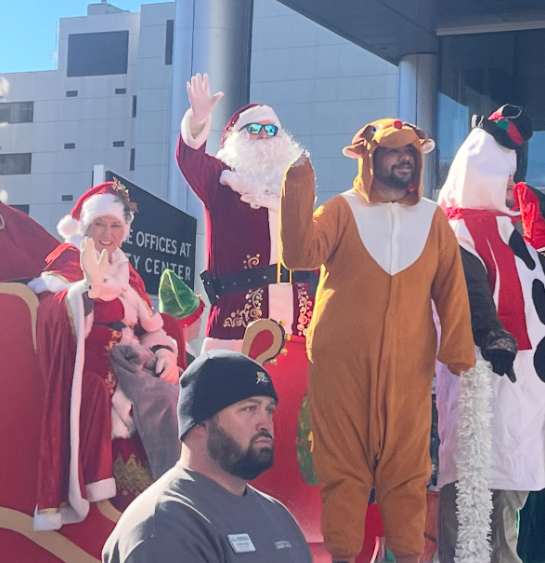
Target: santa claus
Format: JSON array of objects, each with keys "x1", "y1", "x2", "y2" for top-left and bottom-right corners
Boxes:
[
  {"x1": 175, "y1": 73, "x2": 313, "y2": 352},
  {"x1": 175, "y1": 74, "x2": 328, "y2": 560}
]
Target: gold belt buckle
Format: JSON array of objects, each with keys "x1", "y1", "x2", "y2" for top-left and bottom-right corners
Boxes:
[{"x1": 277, "y1": 262, "x2": 293, "y2": 284}]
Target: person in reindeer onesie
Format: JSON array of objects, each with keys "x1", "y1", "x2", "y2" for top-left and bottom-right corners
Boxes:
[
  {"x1": 436, "y1": 104, "x2": 545, "y2": 563},
  {"x1": 175, "y1": 73, "x2": 325, "y2": 558},
  {"x1": 279, "y1": 118, "x2": 476, "y2": 563}
]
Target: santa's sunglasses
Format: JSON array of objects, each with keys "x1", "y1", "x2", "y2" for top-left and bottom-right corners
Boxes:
[{"x1": 241, "y1": 123, "x2": 279, "y2": 137}]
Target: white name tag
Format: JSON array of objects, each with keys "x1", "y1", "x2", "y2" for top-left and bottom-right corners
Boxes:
[{"x1": 227, "y1": 533, "x2": 256, "y2": 553}]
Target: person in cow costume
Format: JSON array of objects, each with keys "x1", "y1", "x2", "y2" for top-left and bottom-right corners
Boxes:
[
  {"x1": 511, "y1": 181, "x2": 545, "y2": 563},
  {"x1": 175, "y1": 74, "x2": 329, "y2": 559},
  {"x1": 436, "y1": 105, "x2": 545, "y2": 563}
]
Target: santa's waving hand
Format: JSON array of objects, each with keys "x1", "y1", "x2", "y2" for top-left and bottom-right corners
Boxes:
[{"x1": 186, "y1": 73, "x2": 224, "y2": 136}]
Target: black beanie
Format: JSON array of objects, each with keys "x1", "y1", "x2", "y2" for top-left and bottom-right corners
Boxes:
[{"x1": 177, "y1": 350, "x2": 278, "y2": 440}]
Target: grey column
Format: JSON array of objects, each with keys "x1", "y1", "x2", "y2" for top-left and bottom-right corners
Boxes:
[
  {"x1": 166, "y1": 0, "x2": 253, "y2": 340},
  {"x1": 167, "y1": 0, "x2": 254, "y2": 213},
  {"x1": 398, "y1": 53, "x2": 439, "y2": 198}
]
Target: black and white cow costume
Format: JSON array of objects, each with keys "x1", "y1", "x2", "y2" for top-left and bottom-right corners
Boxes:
[{"x1": 435, "y1": 105, "x2": 545, "y2": 563}]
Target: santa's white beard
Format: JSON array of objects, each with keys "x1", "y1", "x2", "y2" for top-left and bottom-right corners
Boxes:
[{"x1": 216, "y1": 130, "x2": 303, "y2": 199}]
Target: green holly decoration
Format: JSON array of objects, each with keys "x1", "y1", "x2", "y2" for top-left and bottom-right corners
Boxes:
[{"x1": 296, "y1": 395, "x2": 321, "y2": 486}]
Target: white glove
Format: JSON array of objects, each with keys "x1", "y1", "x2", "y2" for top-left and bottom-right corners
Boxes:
[
  {"x1": 155, "y1": 348, "x2": 179, "y2": 384},
  {"x1": 80, "y1": 237, "x2": 109, "y2": 298},
  {"x1": 186, "y1": 73, "x2": 224, "y2": 125}
]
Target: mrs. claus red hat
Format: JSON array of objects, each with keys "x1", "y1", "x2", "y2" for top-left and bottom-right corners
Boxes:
[{"x1": 57, "y1": 181, "x2": 134, "y2": 242}]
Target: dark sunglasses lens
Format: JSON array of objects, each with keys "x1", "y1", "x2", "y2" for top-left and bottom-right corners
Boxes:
[
  {"x1": 264, "y1": 125, "x2": 278, "y2": 136},
  {"x1": 246, "y1": 123, "x2": 262, "y2": 135}
]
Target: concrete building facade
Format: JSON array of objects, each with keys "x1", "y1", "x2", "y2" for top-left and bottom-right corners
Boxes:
[{"x1": 0, "y1": 0, "x2": 397, "y2": 238}]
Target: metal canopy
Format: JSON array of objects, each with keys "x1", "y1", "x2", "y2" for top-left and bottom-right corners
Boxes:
[{"x1": 276, "y1": 0, "x2": 545, "y2": 63}]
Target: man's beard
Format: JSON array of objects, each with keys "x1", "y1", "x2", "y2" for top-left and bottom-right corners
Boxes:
[
  {"x1": 376, "y1": 164, "x2": 414, "y2": 190},
  {"x1": 216, "y1": 129, "x2": 303, "y2": 198},
  {"x1": 207, "y1": 419, "x2": 274, "y2": 480}
]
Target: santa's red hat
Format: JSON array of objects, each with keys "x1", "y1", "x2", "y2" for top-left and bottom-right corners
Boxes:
[
  {"x1": 57, "y1": 181, "x2": 134, "y2": 242},
  {"x1": 220, "y1": 103, "x2": 281, "y2": 147}
]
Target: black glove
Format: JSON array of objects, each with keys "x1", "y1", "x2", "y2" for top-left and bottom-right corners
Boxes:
[{"x1": 481, "y1": 329, "x2": 517, "y2": 382}]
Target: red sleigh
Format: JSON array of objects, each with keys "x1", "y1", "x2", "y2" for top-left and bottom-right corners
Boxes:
[{"x1": 0, "y1": 285, "x2": 386, "y2": 562}]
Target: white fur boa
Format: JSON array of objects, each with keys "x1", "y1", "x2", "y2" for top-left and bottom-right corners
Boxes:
[{"x1": 455, "y1": 359, "x2": 493, "y2": 563}]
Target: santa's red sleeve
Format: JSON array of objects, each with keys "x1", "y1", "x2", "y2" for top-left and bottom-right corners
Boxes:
[{"x1": 175, "y1": 110, "x2": 228, "y2": 208}]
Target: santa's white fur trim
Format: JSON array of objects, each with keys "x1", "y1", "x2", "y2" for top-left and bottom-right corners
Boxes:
[
  {"x1": 86, "y1": 478, "x2": 116, "y2": 503},
  {"x1": 33, "y1": 507, "x2": 63, "y2": 532},
  {"x1": 455, "y1": 359, "x2": 493, "y2": 563},
  {"x1": 236, "y1": 105, "x2": 280, "y2": 130},
  {"x1": 181, "y1": 109, "x2": 212, "y2": 150},
  {"x1": 57, "y1": 214, "x2": 79, "y2": 239}
]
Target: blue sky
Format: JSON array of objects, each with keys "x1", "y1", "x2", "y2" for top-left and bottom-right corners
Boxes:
[{"x1": 0, "y1": 0, "x2": 168, "y2": 74}]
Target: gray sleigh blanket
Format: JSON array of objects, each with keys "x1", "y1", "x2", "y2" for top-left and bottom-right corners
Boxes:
[{"x1": 109, "y1": 343, "x2": 181, "y2": 480}]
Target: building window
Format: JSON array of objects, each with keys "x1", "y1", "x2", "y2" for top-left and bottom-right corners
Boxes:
[
  {"x1": 115, "y1": 88, "x2": 127, "y2": 95},
  {"x1": 0, "y1": 153, "x2": 32, "y2": 175},
  {"x1": 0, "y1": 101, "x2": 34, "y2": 124},
  {"x1": 61, "y1": 195, "x2": 74, "y2": 202},
  {"x1": 113, "y1": 141, "x2": 125, "y2": 147},
  {"x1": 64, "y1": 143, "x2": 76, "y2": 149},
  {"x1": 10, "y1": 204, "x2": 29, "y2": 215},
  {"x1": 66, "y1": 90, "x2": 78, "y2": 97},
  {"x1": 439, "y1": 28, "x2": 545, "y2": 188},
  {"x1": 130, "y1": 148, "x2": 135, "y2": 171},
  {"x1": 132, "y1": 95, "x2": 137, "y2": 118},
  {"x1": 165, "y1": 20, "x2": 173, "y2": 65},
  {"x1": 67, "y1": 31, "x2": 129, "y2": 77}
]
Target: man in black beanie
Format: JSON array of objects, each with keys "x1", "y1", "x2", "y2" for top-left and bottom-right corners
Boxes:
[{"x1": 102, "y1": 350, "x2": 311, "y2": 563}]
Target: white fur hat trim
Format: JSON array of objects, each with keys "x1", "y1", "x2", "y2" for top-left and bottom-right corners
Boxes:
[
  {"x1": 57, "y1": 193, "x2": 130, "y2": 241},
  {"x1": 236, "y1": 105, "x2": 281, "y2": 131}
]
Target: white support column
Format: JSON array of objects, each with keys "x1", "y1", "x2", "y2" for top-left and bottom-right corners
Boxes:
[{"x1": 398, "y1": 54, "x2": 439, "y2": 198}]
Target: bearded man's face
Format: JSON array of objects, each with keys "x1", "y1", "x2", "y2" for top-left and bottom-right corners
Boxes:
[
  {"x1": 206, "y1": 397, "x2": 276, "y2": 481},
  {"x1": 373, "y1": 145, "x2": 418, "y2": 190}
]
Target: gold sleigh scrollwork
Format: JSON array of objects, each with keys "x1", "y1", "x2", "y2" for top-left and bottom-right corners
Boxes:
[{"x1": 223, "y1": 288, "x2": 264, "y2": 329}]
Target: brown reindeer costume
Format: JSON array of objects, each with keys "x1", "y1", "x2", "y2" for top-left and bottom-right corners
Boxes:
[{"x1": 279, "y1": 119, "x2": 475, "y2": 563}]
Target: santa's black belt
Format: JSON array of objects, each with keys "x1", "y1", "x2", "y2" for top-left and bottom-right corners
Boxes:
[
  {"x1": 94, "y1": 321, "x2": 126, "y2": 331},
  {"x1": 200, "y1": 264, "x2": 310, "y2": 305}
]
